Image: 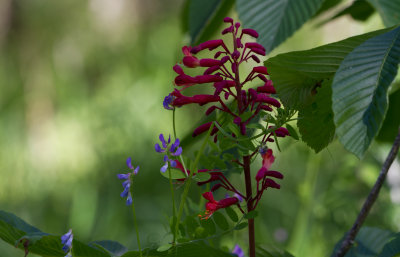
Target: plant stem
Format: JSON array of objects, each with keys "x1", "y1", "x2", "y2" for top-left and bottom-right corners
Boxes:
[
  {"x1": 174, "y1": 123, "x2": 215, "y2": 240},
  {"x1": 168, "y1": 165, "x2": 177, "y2": 243},
  {"x1": 334, "y1": 126, "x2": 400, "y2": 257},
  {"x1": 243, "y1": 155, "x2": 256, "y2": 257},
  {"x1": 131, "y1": 197, "x2": 142, "y2": 257}
]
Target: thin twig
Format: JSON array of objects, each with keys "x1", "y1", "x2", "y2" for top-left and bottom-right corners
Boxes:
[{"x1": 334, "y1": 126, "x2": 400, "y2": 257}]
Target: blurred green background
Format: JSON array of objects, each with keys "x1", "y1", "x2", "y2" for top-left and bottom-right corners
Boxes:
[{"x1": 0, "y1": 1, "x2": 399, "y2": 256}]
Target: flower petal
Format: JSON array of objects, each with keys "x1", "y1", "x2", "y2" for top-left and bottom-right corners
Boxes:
[
  {"x1": 126, "y1": 157, "x2": 134, "y2": 170},
  {"x1": 172, "y1": 147, "x2": 182, "y2": 156},
  {"x1": 161, "y1": 162, "x2": 168, "y2": 173}
]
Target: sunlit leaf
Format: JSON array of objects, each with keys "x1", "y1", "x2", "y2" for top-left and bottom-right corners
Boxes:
[{"x1": 332, "y1": 26, "x2": 400, "y2": 158}]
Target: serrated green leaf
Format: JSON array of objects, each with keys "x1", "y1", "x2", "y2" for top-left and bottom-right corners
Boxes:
[
  {"x1": 378, "y1": 233, "x2": 400, "y2": 257},
  {"x1": 212, "y1": 212, "x2": 229, "y2": 230},
  {"x1": 298, "y1": 80, "x2": 335, "y2": 152},
  {"x1": 237, "y1": 0, "x2": 326, "y2": 53},
  {"x1": 266, "y1": 27, "x2": 392, "y2": 109},
  {"x1": 225, "y1": 207, "x2": 239, "y2": 222},
  {"x1": 330, "y1": 227, "x2": 395, "y2": 257},
  {"x1": 332, "y1": 26, "x2": 400, "y2": 158},
  {"x1": 376, "y1": 89, "x2": 400, "y2": 142},
  {"x1": 367, "y1": 0, "x2": 400, "y2": 27}
]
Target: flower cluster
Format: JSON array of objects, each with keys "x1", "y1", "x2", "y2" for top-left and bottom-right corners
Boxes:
[
  {"x1": 117, "y1": 157, "x2": 139, "y2": 205},
  {"x1": 155, "y1": 134, "x2": 182, "y2": 172},
  {"x1": 165, "y1": 17, "x2": 284, "y2": 143},
  {"x1": 61, "y1": 229, "x2": 73, "y2": 257}
]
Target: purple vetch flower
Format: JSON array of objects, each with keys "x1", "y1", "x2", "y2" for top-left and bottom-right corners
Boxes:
[
  {"x1": 117, "y1": 157, "x2": 139, "y2": 205},
  {"x1": 61, "y1": 229, "x2": 73, "y2": 257},
  {"x1": 232, "y1": 244, "x2": 245, "y2": 257},
  {"x1": 155, "y1": 134, "x2": 183, "y2": 172},
  {"x1": 163, "y1": 93, "x2": 175, "y2": 110}
]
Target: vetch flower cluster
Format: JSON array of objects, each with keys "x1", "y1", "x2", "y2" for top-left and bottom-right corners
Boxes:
[
  {"x1": 155, "y1": 134, "x2": 182, "y2": 172},
  {"x1": 61, "y1": 229, "x2": 73, "y2": 257},
  {"x1": 117, "y1": 157, "x2": 139, "y2": 205}
]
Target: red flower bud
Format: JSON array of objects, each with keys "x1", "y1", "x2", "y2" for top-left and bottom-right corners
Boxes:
[
  {"x1": 245, "y1": 42, "x2": 266, "y2": 52},
  {"x1": 257, "y1": 81, "x2": 276, "y2": 94},
  {"x1": 204, "y1": 66, "x2": 220, "y2": 75},
  {"x1": 251, "y1": 48, "x2": 266, "y2": 56},
  {"x1": 255, "y1": 95, "x2": 281, "y2": 107},
  {"x1": 192, "y1": 122, "x2": 219, "y2": 137},
  {"x1": 174, "y1": 74, "x2": 197, "y2": 86},
  {"x1": 183, "y1": 56, "x2": 200, "y2": 68},
  {"x1": 263, "y1": 178, "x2": 280, "y2": 189},
  {"x1": 242, "y1": 28, "x2": 259, "y2": 38},
  {"x1": 205, "y1": 105, "x2": 217, "y2": 115},
  {"x1": 218, "y1": 197, "x2": 238, "y2": 208},
  {"x1": 251, "y1": 55, "x2": 260, "y2": 63},
  {"x1": 253, "y1": 66, "x2": 268, "y2": 75},
  {"x1": 222, "y1": 25, "x2": 234, "y2": 35},
  {"x1": 195, "y1": 74, "x2": 223, "y2": 84},
  {"x1": 256, "y1": 167, "x2": 267, "y2": 181},
  {"x1": 260, "y1": 105, "x2": 273, "y2": 112},
  {"x1": 199, "y1": 59, "x2": 221, "y2": 67},
  {"x1": 182, "y1": 46, "x2": 192, "y2": 56},
  {"x1": 223, "y1": 17, "x2": 233, "y2": 23},
  {"x1": 173, "y1": 64, "x2": 184, "y2": 75},
  {"x1": 191, "y1": 39, "x2": 224, "y2": 54}
]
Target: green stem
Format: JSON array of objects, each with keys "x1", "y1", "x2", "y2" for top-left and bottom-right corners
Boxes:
[
  {"x1": 131, "y1": 197, "x2": 142, "y2": 257},
  {"x1": 173, "y1": 109, "x2": 177, "y2": 139},
  {"x1": 174, "y1": 123, "x2": 215, "y2": 239},
  {"x1": 168, "y1": 165, "x2": 177, "y2": 243}
]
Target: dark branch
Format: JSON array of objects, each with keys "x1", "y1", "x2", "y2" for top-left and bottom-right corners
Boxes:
[{"x1": 334, "y1": 126, "x2": 400, "y2": 257}]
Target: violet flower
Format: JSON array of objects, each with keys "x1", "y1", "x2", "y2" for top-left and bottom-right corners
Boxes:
[
  {"x1": 117, "y1": 157, "x2": 139, "y2": 205},
  {"x1": 61, "y1": 229, "x2": 73, "y2": 257},
  {"x1": 232, "y1": 244, "x2": 245, "y2": 257},
  {"x1": 155, "y1": 134, "x2": 182, "y2": 173}
]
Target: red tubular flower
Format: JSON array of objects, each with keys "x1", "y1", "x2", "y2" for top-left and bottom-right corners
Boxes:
[
  {"x1": 204, "y1": 65, "x2": 220, "y2": 75},
  {"x1": 257, "y1": 80, "x2": 276, "y2": 94},
  {"x1": 173, "y1": 64, "x2": 184, "y2": 75},
  {"x1": 223, "y1": 17, "x2": 233, "y2": 23},
  {"x1": 174, "y1": 74, "x2": 197, "y2": 86},
  {"x1": 270, "y1": 126, "x2": 290, "y2": 137},
  {"x1": 253, "y1": 66, "x2": 268, "y2": 75},
  {"x1": 242, "y1": 28, "x2": 259, "y2": 38},
  {"x1": 199, "y1": 59, "x2": 221, "y2": 67},
  {"x1": 255, "y1": 94, "x2": 281, "y2": 108},
  {"x1": 245, "y1": 42, "x2": 266, "y2": 52},
  {"x1": 263, "y1": 178, "x2": 281, "y2": 189},
  {"x1": 192, "y1": 122, "x2": 219, "y2": 137},
  {"x1": 200, "y1": 192, "x2": 238, "y2": 219},
  {"x1": 261, "y1": 149, "x2": 275, "y2": 170},
  {"x1": 173, "y1": 94, "x2": 220, "y2": 107},
  {"x1": 183, "y1": 56, "x2": 200, "y2": 68},
  {"x1": 195, "y1": 74, "x2": 223, "y2": 84},
  {"x1": 191, "y1": 39, "x2": 224, "y2": 54}
]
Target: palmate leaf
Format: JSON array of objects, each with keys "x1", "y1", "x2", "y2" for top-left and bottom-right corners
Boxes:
[
  {"x1": 332, "y1": 26, "x2": 400, "y2": 158},
  {"x1": 367, "y1": 0, "x2": 400, "y2": 27},
  {"x1": 236, "y1": 0, "x2": 325, "y2": 52},
  {"x1": 265, "y1": 27, "x2": 392, "y2": 153}
]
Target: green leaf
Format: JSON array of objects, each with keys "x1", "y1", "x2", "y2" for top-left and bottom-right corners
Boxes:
[
  {"x1": 157, "y1": 243, "x2": 173, "y2": 252},
  {"x1": 330, "y1": 227, "x2": 395, "y2": 257},
  {"x1": 266, "y1": 27, "x2": 391, "y2": 109},
  {"x1": 244, "y1": 210, "x2": 259, "y2": 219},
  {"x1": 285, "y1": 124, "x2": 299, "y2": 140},
  {"x1": 90, "y1": 240, "x2": 128, "y2": 256},
  {"x1": 319, "y1": 0, "x2": 375, "y2": 26},
  {"x1": 367, "y1": 0, "x2": 400, "y2": 27},
  {"x1": 212, "y1": 212, "x2": 229, "y2": 230},
  {"x1": 376, "y1": 89, "x2": 400, "y2": 142},
  {"x1": 224, "y1": 207, "x2": 239, "y2": 222},
  {"x1": 186, "y1": 0, "x2": 234, "y2": 45},
  {"x1": 194, "y1": 172, "x2": 212, "y2": 182},
  {"x1": 200, "y1": 218, "x2": 217, "y2": 236},
  {"x1": 160, "y1": 168, "x2": 187, "y2": 180},
  {"x1": 234, "y1": 222, "x2": 248, "y2": 230},
  {"x1": 378, "y1": 233, "x2": 400, "y2": 257},
  {"x1": 237, "y1": 0, "x2": 326, "y2": 52},
  {"x1": 297, "y1": 80, "x2": 335, "y2": 152},
  {"x1": 332, "y1": 26, "x2": 400, "y2": 158},
  {"x1": 257, "y1": 244, "x2": 295, "y2": 257},
  {"x1": 122, "y1": 242, "x2": 234, "y2": 257}
]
